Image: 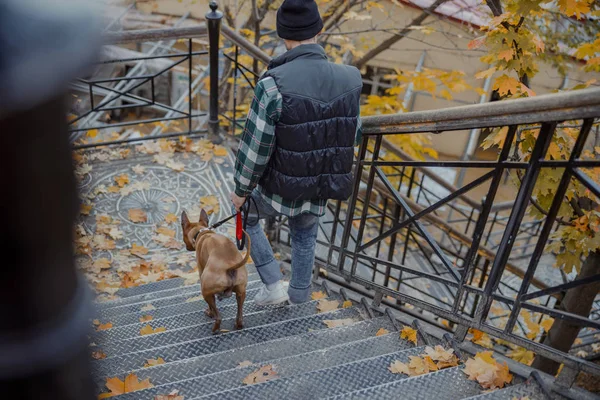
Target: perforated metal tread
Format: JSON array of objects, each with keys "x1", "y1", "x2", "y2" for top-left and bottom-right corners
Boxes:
[
  {"x1": 464, "y1": 379, "x2": 549, "y2": 399},
  {"x1": 96, "y1": 278, "x2": 263, "y2": 319},
  {"x1": 110, "y1": 265, "x2": 258, "y2": 299},
  {"x1": 324, "y1": 365, "x2": 524, "y2": 400},
  {"x1": 108, "y1": 331, "x2": 411, "y2": 399},
  {"x1": 93, "y1": 317, "x2": 394, "y2": 390},
  {"x1": 190, "y1": 346, "x2": 432, "y2": 400},
  {"x1": 94, "y1": 285, "x2": 264, "y2": 327},
  {"x1": 98, "y1": 294, "x2": 345, "y2": 356},
  {"x1": 92, "y1": 305, "x2": 369, "y2": 378},
  {"x1": 95, "y1": 272, "x2": 261, "y2": 311}
]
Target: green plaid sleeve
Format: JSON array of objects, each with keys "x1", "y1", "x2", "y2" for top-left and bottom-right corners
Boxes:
[{"x1": 234, "y1": 77, "x2": 282, "y2": 197}]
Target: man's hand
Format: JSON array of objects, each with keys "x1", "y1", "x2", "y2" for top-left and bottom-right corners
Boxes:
[{"x1": 230, "y1": 192, "x2": 246, "y2": 211}]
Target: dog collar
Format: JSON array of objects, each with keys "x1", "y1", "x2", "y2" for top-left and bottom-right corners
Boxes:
[{"x1": 192, "y1": 227, "x2": 213, "y2": 243}]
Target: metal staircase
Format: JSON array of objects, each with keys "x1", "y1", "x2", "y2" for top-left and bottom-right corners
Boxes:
[{"x1": 90, "y1": 265, "x2": 552, "y2": 400}]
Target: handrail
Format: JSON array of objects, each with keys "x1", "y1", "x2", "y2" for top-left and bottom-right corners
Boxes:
[
  {"x1": 362, "y1": 87, "x2": 600, "y2": 134},
  {"x1": 103, "y1": 24, "x2": 208, "y2": 44}
]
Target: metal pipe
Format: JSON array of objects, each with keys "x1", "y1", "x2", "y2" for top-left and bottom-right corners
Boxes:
[{"x1": 206, "y1": 1, "x2": 223, "y2": 139}]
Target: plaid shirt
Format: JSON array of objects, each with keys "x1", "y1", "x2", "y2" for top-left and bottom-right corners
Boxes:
[{"x1": 234, "y1": 76, "x2": 362, "y2": 217}]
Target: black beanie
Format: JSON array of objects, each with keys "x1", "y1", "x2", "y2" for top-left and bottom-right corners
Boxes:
[{"x1": 276, "y1": 0, "x2": 323, "y2": 41}]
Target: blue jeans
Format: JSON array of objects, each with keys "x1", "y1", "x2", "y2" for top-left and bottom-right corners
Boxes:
[{"x1": 243, "y1": 190, "x2": 319, "y2": 304}]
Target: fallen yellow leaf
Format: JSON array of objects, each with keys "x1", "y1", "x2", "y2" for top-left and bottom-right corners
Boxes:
[
  {"x1": 213, "y1": 145, "x2": 228, "y2": 157},
  {"x1": 154, "y1": 390, "x2": 184, "y2": 400},
  {"x1": 311, "y1": 291, "x2": 327, "y2": 300},
  {"x1": 242, "y1": 365, "x2": 278, "y2": 385},
  {"x1": 144, "y1": 357, "x2": 166, "y2": 368},
  {"x1": 165, "y1": 213, "x2": 178, "y2": 224},
  {"x1": 92, "y1": 351, "x2": 107, "y2": 360},
  {"x1": 139, "y1": 315, "x2": 153, "y2": 323},
  {"x1": 156, "y1": 227, "x2": 176, "y2": 237},
  {"x1": 129, "y1": 209, "x2": 148, "y2": 223},
  {"x1": 97, "y1": 322, "x2": 113, "y2": 331},
  {"x1": 124, "y1": 373, "x2": 154, "y2": 392},
  {"x1": 400, "y1": 326, "x2": 418, "y2": 345},
  {"x1": 375, "y1": 328, "x2": 389, "y2": 336},
  {"x1": 114, "y1": 174, "x2": 130, "y2": 188},
  {"x1": 342, "y1": 300, "x2": 352, "y2": 308},
  {"x1": 316, "y1": 299, "x2": 339, "y2": 313},
  {"x1": 140, "y1": 325, "x2": 167, "y2": 336},
  {"x1": 463, "y1": 352, "x2": 512, "y2": 390},
  {"x1": 131, "y1": 243, "x2": 149, "y2": 258}
]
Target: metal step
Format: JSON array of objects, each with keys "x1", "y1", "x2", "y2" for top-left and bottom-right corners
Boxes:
[
  {"x1": 95, "y1": 276, "x2": 263, "y2": 319},
  {"x1": 323, "y1": 366, "x2": 523, "y2": 400},
  {"x1": 93, "y1": 284, "x2": 264, "y2": 327},
  {"x1": 92, "y1": 304, "x2": 372, "y2": 378},
  {"x1": 94, "y1": 316, "x2": 394, "y2": 390},
  {"x1": 109, "y1": 331, "x2": 411, "y2": 399},
  {"x1": 464, "y1": 378, "x2": 549, "y2": 399},
  {"x1": 106, "y1": 264, "x2": 258, "y2": 299},
  {"x1": 189, "y1": 346, "x2": 431, "y2": 400},
  {"x1": 97, "y1": 292, "x2": 345, "y2": 357},
  {"x1": 95, "y1": 272, "x2": 261, "y2": 311}
]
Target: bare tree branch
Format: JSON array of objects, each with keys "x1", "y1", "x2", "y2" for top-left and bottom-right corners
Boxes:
[
  {"x1": 485, "y1": 0, "x2": 503, "y2": 17},
  {"x1": 353, "y1": 0, "x2": 450, "y2": 70}
]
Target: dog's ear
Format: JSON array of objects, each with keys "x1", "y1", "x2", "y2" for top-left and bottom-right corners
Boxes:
[
  {"x1": 199, "y1": 208, "x2": 209, "y2": 225},
  {"x1": 181, "y1": 210, "x2": 190, "y2": 228}
]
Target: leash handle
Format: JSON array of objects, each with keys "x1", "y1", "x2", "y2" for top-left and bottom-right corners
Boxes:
[{"x1": 236, "y1": 211, "x2": 245, "y2": 250}]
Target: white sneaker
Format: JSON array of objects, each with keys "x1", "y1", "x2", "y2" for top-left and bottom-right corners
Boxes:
[{"x1": 254, "y1": 281, "x2": 289, "y2": 306}]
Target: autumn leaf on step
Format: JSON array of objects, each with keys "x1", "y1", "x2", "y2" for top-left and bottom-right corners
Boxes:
[
  {"x1": 165, "y1": 213, "x2": 178, "y2": 224},
  {"x1": 80, "y1": 203, "x2": 93, "y2": 216},
  {"x1": 140, "y1": 325, "x2": 167, "y2": 336},
  {"x1": 166, "y1": 159, "x2": 185, "y2": 172},
  {"x1": 93, "y1": 235, "x2": 116, "y2": 250},
  {"x1": 154, "y1": 390, "x2": 184, "y2": 400},
  {"x1": 423, "y1": 346, "x2": 459, "y2": 368},
  {"x1": 213, "y1": 145, "x2": 228, "y2": 157},
  {"x1": 114, "y1": 174, "x2": 130, "y2": 188},
  {"x1": 97, "y1": 322, "x2": 113, "y2": 331},
  {"x1": 131, "y1": 243, "x2": 149, "y2": 258},
  {"x1": 132, "y1": 164, "x2": 146, "y2": 175},
  {"x1": 242, "y1": 365, "x2": 279, "y2": 385},
  {"x1": 323, "y1": 318, "x2": 355, "y2": 328},
  {"x1": 141, "y1": 304, "x2": 156, "y2": 311},
  {"x1": 311, "y1": 291, "x2": 327, "y2": 300},
  {"x1": 376, "y1": 328, "x2": 389, "y2": 336},
  {"x1": 139, "y1": 315, "x2": 153, "y2": 323},
  {"x1": 342, "y1": 300, "x2": 352, "y2": 308},
  {"x1": 156, "y1": 227, "x2": 176, "y2": 238},
  {"x1": 91, "y1": 351, "x2": 107, "y2": 360},
  {"x1": 98, "y1": 376, "x2": 125, "y2": 398},
  {"x1": 463, "y1": 352, "x2": 512, "y2": 390},
  {"x1": 388, "y1": 360, "x2": 410, "y2": 375},
  {"x1": 124, "y1": 373, "x2": 154, "y2": 392},
  {"x1": 540, "y1": 317, "x2": 554, "y2": 332},
  {"x1": 238, "y1": 360, "x2": 254, "y2": 367},
  {"x1": 144, "y1": 357, "x2": 166, "y2": 368},
  {"x1": 400, "y1": 326, "x2": 418, "y2": 345},
  {"x1": 199, "y1": 195, "x2": 220, "y2": 215},
  {"x1": 129, "y1": 209, "x2": 148, "y2": 223},
  {"x1": 316, "y1": 299, "x2": 339, "y2": 313},
  {"x1": 94, "y1": 258, "x2": 112, "y2": 271}
]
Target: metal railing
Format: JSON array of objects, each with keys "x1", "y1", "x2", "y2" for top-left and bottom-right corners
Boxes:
[{"x1": 321, "y1": 88, "x2": 600, "y2": 379}]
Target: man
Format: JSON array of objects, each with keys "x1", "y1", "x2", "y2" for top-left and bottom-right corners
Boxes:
[{"x1": 230, "y1": 0, "x2": 363, "y2": 305}]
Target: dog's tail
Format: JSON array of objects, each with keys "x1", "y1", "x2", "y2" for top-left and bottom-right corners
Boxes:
[{"x1": 227, "y1": 230, "x2": 252, "y2": 271}]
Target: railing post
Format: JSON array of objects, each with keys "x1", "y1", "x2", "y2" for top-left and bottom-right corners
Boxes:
[{"x1": 206, "y1": 0, "x2": 223, "y2": 142}]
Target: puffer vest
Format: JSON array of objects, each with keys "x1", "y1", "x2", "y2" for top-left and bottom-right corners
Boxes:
[{"x1": 259, "y1": 44, "x2": 362, "y2": 201}]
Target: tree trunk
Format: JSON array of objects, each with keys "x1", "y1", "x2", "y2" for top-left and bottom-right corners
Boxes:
[
  {"x1": 531, "y1": 250, "x2": 600, "y2": 375},
  {"x1": 353, "y1": 0, "x2": 449, "y2": 70}
]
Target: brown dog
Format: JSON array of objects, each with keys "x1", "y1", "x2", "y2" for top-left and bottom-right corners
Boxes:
[{"x1": 181, "y1": 208, "x2": 250, "y2": 333}]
